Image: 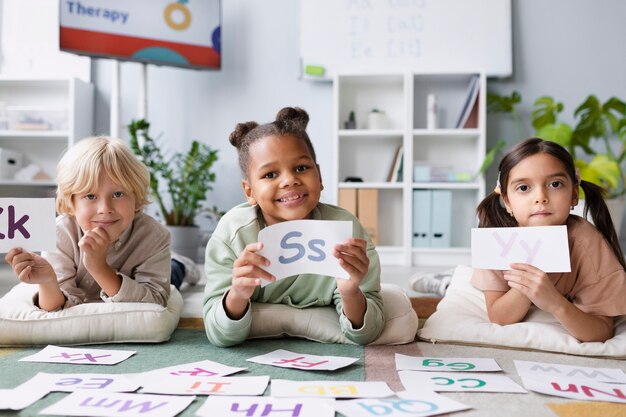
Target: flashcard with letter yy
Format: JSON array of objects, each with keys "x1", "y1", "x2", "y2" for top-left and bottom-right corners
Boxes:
[
  {"x1": 19, "y1": 345, "x2": 135, "y2": 365},
  {"x1": 247, "y1": 349, "x2": 358, "y2": 371},
  {"x1": 258, "y1": 220, "x2": 352, "y2": 284},
  {"x1": 471, "y1": 225, "x2": 570, "y2": 272}
]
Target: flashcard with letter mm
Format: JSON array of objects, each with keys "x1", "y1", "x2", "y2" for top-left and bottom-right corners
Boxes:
[
  {"x1": 40, "y1": 391, "x2": 195, "y2": 417},
  {"x1": 514, "y1": 360, "x2": 626, "y2": 384},
  {"x1": 0, "y1": 198, "x2": 55, "y2": 253},
  {"x1": 471, "y1": 225, "x2": 570, "y2": 272}
]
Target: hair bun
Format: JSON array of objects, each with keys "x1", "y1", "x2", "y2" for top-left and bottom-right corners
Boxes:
[
  {"x1": 229, "y1": 121, "x2": 258, "y2": 148},
  {"x1": 275, "y1": 107, "x2": 309, "y2": 130}
]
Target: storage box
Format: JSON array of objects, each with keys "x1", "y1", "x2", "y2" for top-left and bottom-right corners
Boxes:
[
  {"x1": 0, "y1": 148, "x2": 23, "y2": 179},
  {"x1": 6, "y1": 106, "x2": 68, "y2": 131}
]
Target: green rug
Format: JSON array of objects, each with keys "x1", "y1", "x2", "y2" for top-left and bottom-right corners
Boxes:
[{"x1": 0, "y1": 329, "x2": 364, "y2": 416}]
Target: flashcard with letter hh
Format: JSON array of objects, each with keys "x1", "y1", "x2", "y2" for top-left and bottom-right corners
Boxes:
[
  {"x1": 19, "y1": 345, "x2": 135, "y2": 365},
  {"x1": 40, "y1": 391, "x2": 195, "y2": 417},
  {"x1": 196, "y1": 396, "x2": 336, "y2": 417},
  {"x1": 471, "y1": 225, "x2": 570, "y2": 272},
  {"x1": 0, "y1": 198, "x2": 55, "y2": 253},
  {"x1": 247, "y1": 349, "x2": 358, "y2": 371},
  {"x1": 258, "y1": 220, "x2": 352, "y2": 283}
]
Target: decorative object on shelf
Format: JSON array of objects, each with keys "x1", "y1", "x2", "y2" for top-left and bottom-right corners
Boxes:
[
  {"x1": 427, "y1": 94, "x2": 437, "y2": 129},
  {"x1": 6, "y1": 106, "x2": 68, "y2": 131},
  {"x1": 367, "y1": 108, "x2": 388, "y2": 129},
  {"x1": 344, "y1": 176, "x2": 364, "y2": 182},
  {"x1": 128, "y1": 119, "x2": 219, "y2": 261},
  {"x1": 0, "y1": 147, "x2": 23, "y2": 179},
  {"x1": 13, "y1": 164, "x2": 51, "y2": 182},
  {"x1": 344, "y1": 110, "x2": 356, "y2": 129}
]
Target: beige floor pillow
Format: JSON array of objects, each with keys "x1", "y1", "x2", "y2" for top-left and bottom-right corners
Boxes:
[
  {"x1": 0, "y1": 283, "x2": 183, "y2": 346},
  {"x1": 418, "y1": 265, "x2": 626, "y2": 358},
  {"x1": 249, "y1": 283, "x2": 418, "y2": 345}
]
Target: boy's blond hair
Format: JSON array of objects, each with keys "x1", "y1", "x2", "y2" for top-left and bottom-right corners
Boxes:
[{"x1": 56, "y1": 136, "x2": 151, "y2": 215}]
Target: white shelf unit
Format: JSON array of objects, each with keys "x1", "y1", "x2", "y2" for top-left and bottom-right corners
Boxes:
[
  {"x1": 333, "y1": 71, "x2": 486, "y2": 267},
  {"x1": 0, "y1": 78, "x2": 94, "y2": 196}
]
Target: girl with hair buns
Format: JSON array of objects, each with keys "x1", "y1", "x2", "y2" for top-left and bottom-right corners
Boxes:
[
  {"x1": 203, "y1": 107, "x2": 384, "y2": 347},
  {"x1": 472, "y1": 137, "x2": 626, "y2": 342}
]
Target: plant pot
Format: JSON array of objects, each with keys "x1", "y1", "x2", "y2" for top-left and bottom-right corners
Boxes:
[
  {"x1": 167, "y1": 225, "x2": 200, "y2": 262},
  {"x1": 367, "y1": 111, "x2": 387, "y2": 129}
]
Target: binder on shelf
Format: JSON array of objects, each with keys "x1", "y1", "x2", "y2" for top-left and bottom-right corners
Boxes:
[
  {"x1": 338, "y1": 188, "x2": 357, "y2": 216},
  {"x1": 358, "y1": 188, "x2": 379, "y2": 245},
  {"x1": 454, "y1": 74, "x2": 480, "y2": 128},
  {"x1": 412, "y1": 189, "x2": 431, "y2": 247},
  {"x1": 430, "y1": 190, "x2": 452, "y2": 247},
  {"x1": 387, "y1": 145, "x2": 404, "y2": 182}
]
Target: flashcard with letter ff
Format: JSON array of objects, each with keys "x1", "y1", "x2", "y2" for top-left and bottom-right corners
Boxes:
[
  {"x1": 471, "y1": 225, "x2": 570, "y2": 272},
  {"x1": 258, "y1": 220, "x2": 352, "y2": 283},
  {"x1": 247, "y1": 349, "x2": 358, "y2": 371},
  {"x1": 0, "y1": 198, "x2": 55, "y2": 253}
]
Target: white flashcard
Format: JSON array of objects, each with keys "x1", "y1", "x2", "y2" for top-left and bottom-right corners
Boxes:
[
  {"x1": 247, "y1": 349, "x2": 358, "y2": 371},
  {"x1": 514, "y1": 360, "x2": 626, "y2": 384},
  {"x1": 335, "y1": 391, "x2": 470, "y2": 417},
  {"x1": 271, "y1": 379, "x2": 394, "y2": 398},
  {"x1": 395, "y1": 354, "x2": 501, "y2": 372},
  {"x1": 258, "y1": 220, "x2": 352, "y2": 283},
  {"x1": 19, "y1": 345, "x2": 135, "y2": 365},
  {"x1": 471, "y1": 225, "x2": 570, "y2": 272},
  {"x1": 521, "y1": 375, "x2": 626, "y2": 404},
  {"x1": 0, "y1": 387, "x2": 48, "y2": 410},
  {"x1": 140, "y1": 375, "x2": 269, "y2": 396},
  {"x1": 40, "y1": 391, "x2": 195, "y2": 417},
  {"x1": 399, "y1": 371, "x2": 527, "y2": 393},
  {"x1": 196, "y1": 396, "x2": 335, "y2": 417},
  {"x1": 0, "y1": 198, "x2": 56, "y2": 253},
  {"x1": 130, "y1": 360, "x2": 246, "y2": 382},
  {"x1": 20, "y1": 372, "x2": 139, "y2": 392}
]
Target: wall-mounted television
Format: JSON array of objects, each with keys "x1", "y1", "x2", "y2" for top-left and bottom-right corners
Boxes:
[{"x1": 60, "y1": 0, "x2": 220, "y2": 70}]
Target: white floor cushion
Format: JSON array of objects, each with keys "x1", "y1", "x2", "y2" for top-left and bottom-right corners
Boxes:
[
  {"x1": 249, "y1": 283, "x2": 418, "y2": 345},
  {"x1": 418, "y1": 265, "x2": 626, "y2": 358},
  {"x1": 0, "y1": 283, "x2": 183, "y2": 346}
]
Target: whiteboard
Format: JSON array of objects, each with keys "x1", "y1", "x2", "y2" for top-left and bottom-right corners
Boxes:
[{"x1": 300, "y1": 0, "x2": 512, "y2": 80}]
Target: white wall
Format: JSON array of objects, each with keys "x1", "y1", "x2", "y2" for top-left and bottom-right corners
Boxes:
[{"x1": 92, "y1": 0, "x2": 332, "y2": 229}]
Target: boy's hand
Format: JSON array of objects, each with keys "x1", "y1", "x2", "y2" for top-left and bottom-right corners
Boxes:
[
  {"x1": 78, "y1": 227, "x2": 111, "y2": 274},
  {"x1": 5, "y1": 247, "x2": 56, "y2": 284},
  {"x1": 334, "y1": 238, "x2": 368, "y2": 296},
  {"x1": 503, "y1": 263, "x2": 566, "y2": 314},
  {"x1": 230, "y1": 242, "x2": 275, "y2": 301}
]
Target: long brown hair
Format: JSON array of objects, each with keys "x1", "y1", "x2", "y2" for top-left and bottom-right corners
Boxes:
[{"x1": 477, "y1": 137, "x2": 625, "y2": 269}]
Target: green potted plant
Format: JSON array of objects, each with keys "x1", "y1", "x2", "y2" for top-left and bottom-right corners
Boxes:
[
  {"x1": 487, "y1": 91, "x2": 626, "y2": 228},
  {"x1": 128, "y1": 119, "x2": 219, "y2": 260}
]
